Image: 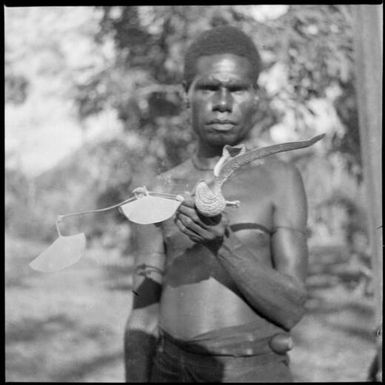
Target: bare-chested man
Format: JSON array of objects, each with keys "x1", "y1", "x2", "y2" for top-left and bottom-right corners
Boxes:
[{"x1": 124, "y1": 25, "x2": 308, "y2": 382}]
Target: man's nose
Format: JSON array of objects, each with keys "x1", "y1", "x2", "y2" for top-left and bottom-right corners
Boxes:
[{"x1": 213, "y1": 88, "x2": 232, "y2": 112}]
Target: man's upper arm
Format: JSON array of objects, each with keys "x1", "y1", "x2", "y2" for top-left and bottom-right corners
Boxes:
[
  {"x1": 128, "y1": 222, "x2": 166, "y2": 332},
  {"x1": 129, "y1": 172, "x2": 168, "y2": 303},
  {"x1": 271, "y1": 164, "x2": 308, "y2": 285}
]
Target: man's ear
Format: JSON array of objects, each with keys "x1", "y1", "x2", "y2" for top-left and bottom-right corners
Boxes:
[
  {"x1": 250, "y1": 87, "x2": 260, "y2": 127},
  {"x1": 252, "y1": 91, "x2": 259, "y2": 110},
  {"x1": 253, "y1": 81, "x2": 260, "y2": 97},
  {"x1": 253, "y1": 83, "x2": 261, "y2": 104},
  {"x1": 182, "y1": 80, "x2": 190, "y2": 94},
  {"x1": 182, "y1": 81, "x2": 191, "y2": 108}
]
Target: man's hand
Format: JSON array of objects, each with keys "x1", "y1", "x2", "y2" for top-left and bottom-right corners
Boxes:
[{"x1": 174, "y1": 193, "x2": 228, "y2": 251}]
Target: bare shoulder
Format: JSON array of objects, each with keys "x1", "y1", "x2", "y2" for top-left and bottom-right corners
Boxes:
[
  {"x1": 159, "y1": 159, "x2": 193, "y2": 180},
  {"x1": 260, "y1": 156, "x2": 304, "y2": 193},
  {"x1": 245, "y1": 156, "x2": 307, "y2": 219},
  {"x1": 152, "y1": 159, "x2": 193, "y2": 193},
  {"x1": 262, "y1": 155, "x2": 300, "y2": 175},
  {"x1": 156, "y1": 159, "x2": 196, "y2": 194},
  {"x1": 261, "y1": 156, "x2": 307, "y2": 229},
  {"x1": 242, "y1": 156, "x2": 304, "y2": 195}
]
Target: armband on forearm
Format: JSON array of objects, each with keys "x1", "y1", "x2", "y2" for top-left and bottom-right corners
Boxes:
[
  {"x1": 135, "y1": 263, "x2": 164, "y2": 279},
  {"x1": 272, "y1": 225, "x2": 308, "y2": 236},
  {"x1": 133, "y1": 263, "x2": 163, "y2": 309}
]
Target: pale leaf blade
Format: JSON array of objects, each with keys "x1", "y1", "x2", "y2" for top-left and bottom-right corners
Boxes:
[
  {"x1": 29, "y1": 233, "x2": 86, "y2": 273},
  {"x1": 120, "y1": 196, "x2": 182, "y2": 224}
]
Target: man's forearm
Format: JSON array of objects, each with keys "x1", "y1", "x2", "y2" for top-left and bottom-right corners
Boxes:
[
  {"x1": 124, "y1": 328, "x2": 158, "y2": 382},
  {"x1": 213, "y1": 230, "x2": 307, "y2": 330}
]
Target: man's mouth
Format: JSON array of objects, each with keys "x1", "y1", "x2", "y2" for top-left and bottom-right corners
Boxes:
[{"x1": 206, "y1": 120, "x2": 236, "y2": 131}]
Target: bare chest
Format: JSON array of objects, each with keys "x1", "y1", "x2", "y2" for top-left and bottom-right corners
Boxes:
[{"x1": 161, "y1": 165, "x2": 275, "y2": 270}]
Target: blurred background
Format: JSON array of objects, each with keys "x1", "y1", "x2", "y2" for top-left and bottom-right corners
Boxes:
[{"x1": 5, "y1": 5, "x2": 381, "y2": 382}]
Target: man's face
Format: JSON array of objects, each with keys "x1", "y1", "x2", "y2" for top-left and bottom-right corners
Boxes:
[{"x1": 186, "y1": 54, "x2": 258, "y2": 148}]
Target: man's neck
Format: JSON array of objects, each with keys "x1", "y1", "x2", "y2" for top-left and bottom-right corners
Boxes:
[
  {"x1": 194, "y1": 138, "x2": 249, "y2": 169},
  {"x1": 192, "y1": 154, "x2": 219, "y2": 171},
  {"x1": 194, "y1": 141, "x2": 223, "y2": 170}
]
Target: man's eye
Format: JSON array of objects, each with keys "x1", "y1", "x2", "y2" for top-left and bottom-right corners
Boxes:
[
  {"x1": 230, "y1": 87, "x2": 246, "y2": 94},
  {"x1": 199, "y1": 85, "x2": 217, "y2": 92}
]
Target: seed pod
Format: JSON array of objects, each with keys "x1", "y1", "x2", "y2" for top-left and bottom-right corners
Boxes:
[{"x1": 194, "y1": 182, "x2": 226, "y2": 217}]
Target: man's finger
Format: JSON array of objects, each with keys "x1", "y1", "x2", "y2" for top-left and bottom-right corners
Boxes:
[
  {"x1": 198, "y1": 212, "x2": 223, "y2": 226},
  {"x1": 177, "y1": 212, "x2": 206, "y2": 234},
  {"x1": 180, "y1": 198, "x2": 195, "y2": 208},
  {"x1": 178, "y1": 204, "x2": 201, "y2": 222},
  {"x1": 175, "y1": 218, "x2": 202, "y2": 242},
  {"x1": 178, "y1": 206, "x2": 225, "y2": 233}
]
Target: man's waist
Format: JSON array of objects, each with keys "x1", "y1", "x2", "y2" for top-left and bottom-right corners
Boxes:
[{"x1": 158, "y1": 320, "x2": 289, "y2": 358}]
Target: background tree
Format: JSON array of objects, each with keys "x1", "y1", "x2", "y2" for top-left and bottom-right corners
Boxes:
[{"x1": 5, "y1": 5, "x2": 366, "y2": 263}]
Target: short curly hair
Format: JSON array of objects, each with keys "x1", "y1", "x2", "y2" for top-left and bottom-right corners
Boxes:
[{"x1": 183, "y1": 25, "x2": 262, "y2": 89}]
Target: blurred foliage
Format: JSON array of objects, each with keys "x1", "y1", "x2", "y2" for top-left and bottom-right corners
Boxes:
[
  {"x1": 5, "y1": 6, "x2": 370, "y2": 284},
  {"x1": 70, "y1": 5, "x2": 360, "y2": 170},
  {"x1": 332, "y1": 81, "x2": 362, "y2": 181},
  {"x1": 4, "y1": 73, "x2": 29, "y2": 105},
  {"x1": 33, "y1": 135, "x2": 158, "y2": 246},
  {"x1": 5, "y1": 165, "x2": 32, "y2": 236},
  {"x1": 4, "y1": 37, "x2": 29, "y2": 104}
]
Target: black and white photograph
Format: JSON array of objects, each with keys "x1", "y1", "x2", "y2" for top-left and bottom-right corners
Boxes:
[{"x1": 4, "y1": 4, "x2": 382, "y2": 382}]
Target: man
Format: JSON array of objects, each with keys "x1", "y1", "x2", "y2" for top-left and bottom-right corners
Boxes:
[{"x1": 124, "y1": 25, "x2": 308, "y2": 382}]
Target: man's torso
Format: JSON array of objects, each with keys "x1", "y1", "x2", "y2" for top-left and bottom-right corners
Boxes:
[{"x1": 153, "y1": 157, "x2": 285, "y2": 339}]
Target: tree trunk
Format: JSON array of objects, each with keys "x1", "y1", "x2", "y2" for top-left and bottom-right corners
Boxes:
[{"x1": 352, "y1": 4, "x2": 382, "y2": 382}]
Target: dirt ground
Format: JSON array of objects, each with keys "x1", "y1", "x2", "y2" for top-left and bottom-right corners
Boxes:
[{"x1": 5, "y1": 233, "x2": 377, "y2": 382}]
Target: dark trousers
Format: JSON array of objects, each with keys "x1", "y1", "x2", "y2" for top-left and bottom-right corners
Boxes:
[{"x1": 150, "y1": 330, "x2": 293, "y2": 383}]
